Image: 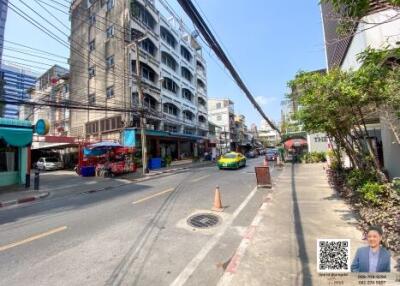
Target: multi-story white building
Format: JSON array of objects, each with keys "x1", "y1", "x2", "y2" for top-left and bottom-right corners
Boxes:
[
  {"x1": 69, "y1": 0, "x2": 208, "y2": 159},
  {"x1": 207, "y1": 98, "x2": 236, "y2": 153},
  {"x1": 259, "y1": 119, "x2": 280, "y2": 147}
]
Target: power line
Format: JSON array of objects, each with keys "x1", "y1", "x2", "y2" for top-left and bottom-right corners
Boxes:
[
  {"x1": 34, "y1": 0, "x2": 70, "y2": 31},
  {"x1": 4, "y1": 40, "x2": 69, "y2": 59},
  {"x1": 176, "y1": 0, "x2": 280, "y2": 133}
]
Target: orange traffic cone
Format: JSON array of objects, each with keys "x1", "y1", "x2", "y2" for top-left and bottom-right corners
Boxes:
[{"x1": 212, "y1": 186, "x2": 224, "y2": 212}]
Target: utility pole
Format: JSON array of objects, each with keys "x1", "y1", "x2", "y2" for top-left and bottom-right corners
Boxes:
[{"x1": 134, "y1": 39, "x2": 148, "y2": 174}]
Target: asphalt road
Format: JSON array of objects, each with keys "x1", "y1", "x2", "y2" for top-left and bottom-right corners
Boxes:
[{"x1": 0, "y1": 157, "x2": 276, "y2": 286}]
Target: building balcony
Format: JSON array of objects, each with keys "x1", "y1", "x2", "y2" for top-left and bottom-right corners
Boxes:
[
  {"x1": 198, "y1": 104, "x2": 207, "y2": 113},
  {"x1": 197, "y1": 88, "x2": 207, "y2": 99},
  {"x1": 196, "y1": 69, "x2": 206, "y2": 81},
  {"x1": 198, "y1": 122, "x2": 208, "y2": 130}
]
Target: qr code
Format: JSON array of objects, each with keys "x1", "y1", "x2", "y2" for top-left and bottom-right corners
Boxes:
[{"x1": 317, "y1": 239, "x2": 350, "y2": 272}]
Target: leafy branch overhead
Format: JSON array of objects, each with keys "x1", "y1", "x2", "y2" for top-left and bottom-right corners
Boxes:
[{"x1": 321, "y1": 0, "x2": 400, "y2": 35}]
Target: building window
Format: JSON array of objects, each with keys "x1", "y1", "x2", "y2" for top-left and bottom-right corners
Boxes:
[
  {"x1": 161, "y1": 51, "x2": 177, "y2": 71},
  {"x1": 132, "y1": 61, "x2": 156, "y2": 83},
  {"x1": 131, "y1": 1, "x2": 156, "y2": 30},
  {"x1": 198, "y1": 115, "x2": 206, "y2": 123},
  {"x1": 89, "y1": 14, "x2": 96, "y2": 26},
  {"x1": 162, "y1": 77, "x2": 178, "y2": 94},
  {"x1": 88, "y1": 66, "x2": 96, "y2": 78},
  {"x1": 89, "y1": 40, "x2": 95, "y2": 52},
  {"x1": 106, "y1": 0, "x2": 114, "y2": 11},
  {"x1": 197, "y1": 78, "x2": 206, "y2": 90},
  {"x1": 197, "y1": 60, "x2": 205, "y2": 72},
  {"x1": 198, "y1": 96, "x2": 206, "y2": 106},
  {"x1": 160, "y1": 26, "x2": 177, "y2": 49},
  {"x1": 106, "y1": 86, "x2": 114, "y2": 98},
  {"x1": 163, "y1": 103, "x2": 179, "y2": 116},
  {"x1": 183, "y1": 110, "x2": 194, "y2": 121},
  {"x1": 88, "y1": 93, "x2": 96, "y2": 106},
  {"x1": 216, "y1": 102, "x2": 221, "y2": 109},
  {"x1": 181, "y1": 66, "x2": 192, "y2": 82},
  {"x1": 144, "y1": 94, "x2": 157, "y2": 110},
  {"x1": 106, "y1": 55, "x2": 114, "y2": 69},
  {"x1": 182, "y1": 88, "x2": 193, "y2": 102},
  {"x1": 140, "y1": 38, "x2": 156, "y2": 57},
  {"x1": 86, "y1": 121, "x2": 99, "y2": 135},
  {"x1": 217, "y1": 115, "x2": 222, "y2": 121},
  {"x1": 181, "y1": 46, "x2": 192, "y2": 62},
  {"x1": 106, "y1": 25, "x2": 114, "y2": 38},
  {"x1": 142, "y1": 64, "x2": 155, "y2": 82}
]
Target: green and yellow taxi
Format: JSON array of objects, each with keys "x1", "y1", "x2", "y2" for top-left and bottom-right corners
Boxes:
[{"x1": 217, "y1": 152, "x2": 246, "y2": 169}]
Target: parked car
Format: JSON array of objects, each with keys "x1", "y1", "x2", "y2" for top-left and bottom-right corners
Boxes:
[
  {"x1": 217, "y1": 152, "x2": 246, "y2": 169},
  {"x1": 245, "y1": 151, "x2": 257, "y2": 158},
  {"x1": 36, "y1": 157, "x2": 64, "y2": 171},
  {"x1": 265, "y1": 150, "x2": 277, "y2": 161}
]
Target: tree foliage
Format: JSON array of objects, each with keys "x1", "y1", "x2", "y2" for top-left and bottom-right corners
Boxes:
[
  {"x1": 321, "y1": 0, "x2": 400, "y2": 18},
  {"x1": 321, "y1": 0, "x2": 400, "y2": 35},
  {"x1": 288, "y1": 48, "x2": 400, "y2": 179}
]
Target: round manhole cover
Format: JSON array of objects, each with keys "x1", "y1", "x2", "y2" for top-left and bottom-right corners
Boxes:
[{"x1": 187, "y1": 213, "x2": 221, "y2": 228}]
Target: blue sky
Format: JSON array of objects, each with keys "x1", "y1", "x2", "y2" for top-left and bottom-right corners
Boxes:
[{"x1": 4, "y1": 0, "x2": 326, "y2": 128}]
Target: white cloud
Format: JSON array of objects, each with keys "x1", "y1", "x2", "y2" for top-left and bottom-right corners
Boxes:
[{"x1": 255, "y1": 96, "x2": 276, "y2": 106}]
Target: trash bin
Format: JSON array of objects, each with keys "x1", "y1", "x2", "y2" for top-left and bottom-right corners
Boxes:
[
  {"x1": 148, "y1": 157, "x2": 162, "y2": 170},
  {"x1": 81, "y1": 166, "x2": 95, "y2": 177}
]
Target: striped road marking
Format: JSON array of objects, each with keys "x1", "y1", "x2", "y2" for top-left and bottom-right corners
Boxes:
[
  {"x1": 132, "y1": 188, "x2": 175, "y2": 205},
  {"x1": 0, "y1": 226, "x2": 68, "y2": 252}
]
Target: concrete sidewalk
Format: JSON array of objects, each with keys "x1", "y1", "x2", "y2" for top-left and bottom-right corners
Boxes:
[
  {"x1": 0, "y1": 161, "x2": 214, "y2": 208},
  {"x1": 218, "y1": 163, "x2": 398, "y2": 286}
]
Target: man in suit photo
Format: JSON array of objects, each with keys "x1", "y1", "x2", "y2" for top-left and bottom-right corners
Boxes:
[{"x1": 351, "y1": 225, "x2": 391, "y2": 272}]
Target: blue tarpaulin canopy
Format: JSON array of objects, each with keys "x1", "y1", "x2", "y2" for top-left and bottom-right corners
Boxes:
[
  {"x1": 83, "y1": 141, "x2": 122, "y2": 156},
  {"x1": 87, "y1": 141, "x2": 122, "y2": 149}
]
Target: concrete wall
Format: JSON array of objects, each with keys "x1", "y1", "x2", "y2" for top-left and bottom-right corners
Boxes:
[
  {"x1": 0, "y1": 146, "x2": 27, "y2": 187},
  {"x1": 307, "y1": 133, "x2": 329, "y2": 153},
  {"x1": 341, "y1": 9, "x2": 400, "y2": 71},
  {"x1": 381, "y1": 121, "x2": 400, "y2": 179}
]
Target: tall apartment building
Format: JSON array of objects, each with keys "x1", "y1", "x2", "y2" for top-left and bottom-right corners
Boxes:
[
  {"x1": 321, "y1": 0, "x2": 400, "y2": 178},
  {"x1": 0, "y1": 0, "x2": 8, "y2": 64},
  {"x1": 0, "y1": 64, "x2": 36, "y2": 119},
  {"x1": 207, "y1": 98, "x2": 236, "y2": 153},
  {"x1": 22, "y1": 65, "x2": 70, "y2": 135},
  {"x1": 69, "y1": 0, "x2": 208, "y2": 159}
]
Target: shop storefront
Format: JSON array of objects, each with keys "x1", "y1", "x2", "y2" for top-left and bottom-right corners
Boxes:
[
  {"x1": 123, "y1": 129, "x2": 207, "y2": 161},
  {"x1": 0, "y1": 118, "x2": 33, "y2": 187}
]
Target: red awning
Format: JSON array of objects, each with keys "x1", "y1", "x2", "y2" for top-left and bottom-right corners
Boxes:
[{"x1": 284, "y1": 138, "x2": 307, "y2": 149}]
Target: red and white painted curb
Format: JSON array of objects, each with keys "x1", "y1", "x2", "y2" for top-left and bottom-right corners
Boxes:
[
  {"x1": 217, "y1": 193, "x2": 273, "y2": 286},
  {"x1": 0, "y1": 192, "x2": 50, "y2": 208}
]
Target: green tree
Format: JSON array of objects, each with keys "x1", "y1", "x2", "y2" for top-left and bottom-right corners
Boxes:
[
  {"x1": 288, "y1": 48, "x2": 400, "y2": 180},
  {"x1": 321, "y1": 0, "x2": 400, "y2": 35}
]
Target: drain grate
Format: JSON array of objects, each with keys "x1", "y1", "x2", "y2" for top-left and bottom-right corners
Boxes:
[{"x1": 187, "y1": 213, "x2": 221, "y2": 228}]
